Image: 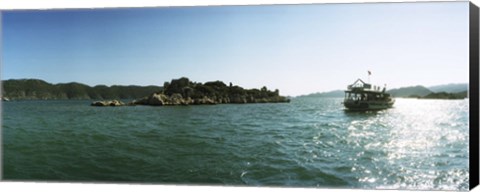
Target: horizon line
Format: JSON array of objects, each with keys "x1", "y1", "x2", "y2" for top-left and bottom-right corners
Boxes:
[{"x1": 1, "y1": 77, "x2": 470, "y2": 96}]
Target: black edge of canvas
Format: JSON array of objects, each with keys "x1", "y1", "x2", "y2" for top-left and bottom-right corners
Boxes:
[{"x1": 470, "y1": 1, "x2": 480, "y2": 190}]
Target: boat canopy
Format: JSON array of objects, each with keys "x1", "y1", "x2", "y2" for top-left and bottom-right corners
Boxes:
[
  {"x1": 347, "y1": 79, "x2": 371, "y2": 90},
  {"x1": 346, "y1": 78, "x2": 386, "y2": 93}
]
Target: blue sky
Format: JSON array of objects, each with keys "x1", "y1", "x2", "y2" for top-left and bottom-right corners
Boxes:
[{"x1": 1, "y1": 2, "x2": 469, "y2": 96}]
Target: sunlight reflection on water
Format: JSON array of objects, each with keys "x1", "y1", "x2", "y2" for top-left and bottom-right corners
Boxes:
[{"x1": 347, "y1": 98, "x2": 469, "y2": 190}]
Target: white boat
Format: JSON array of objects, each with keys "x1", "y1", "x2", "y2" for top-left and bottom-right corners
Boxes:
[{"x1": 343, "y1": 79, "x2": 394, "y2": 111}]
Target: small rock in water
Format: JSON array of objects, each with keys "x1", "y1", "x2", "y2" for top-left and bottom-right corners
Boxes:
[{"x1": 91, "y1": 100, "x2": 125, "y2": 107}]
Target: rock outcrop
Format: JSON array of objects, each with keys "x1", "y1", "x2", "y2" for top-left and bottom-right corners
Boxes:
[
  {"x1": 91, "y1": 77, "x2": 290, "y2": 107},
  {"x1": 132, "y1": 93, "x2": 216, "y2": 106},
  {"x1": 91, "y1": 100, "x2": 125, "y2": 107}
]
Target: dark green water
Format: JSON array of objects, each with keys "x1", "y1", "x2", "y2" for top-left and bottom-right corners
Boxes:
[{"x1": 2, "y1": 98, "x2": 469, "y2": 190}]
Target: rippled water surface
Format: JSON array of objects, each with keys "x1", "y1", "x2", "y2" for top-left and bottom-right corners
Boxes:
[{"x1": 2, "y1": 98, "x2": 469, "y2": 190}]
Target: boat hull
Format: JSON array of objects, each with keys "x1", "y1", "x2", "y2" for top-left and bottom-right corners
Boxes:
[{"x1": 343, "y1": 100, "x2": 394, "y2": 111}]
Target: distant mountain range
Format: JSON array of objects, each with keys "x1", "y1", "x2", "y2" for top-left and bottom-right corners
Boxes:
[
  {"x1": 299, "y1": 90, "x2": 345, "y2": 98},
  {"x1": 387, "y1": 86, "x2": 433, "y2": 97},
  {"x1": 388, "y1": 83, "x2": 468, "y2": 98},
  {"x1": 427, "y1": 83, "x2": 469, "y2": 93},
  {"x1": 1, "y1": 79, "x2": 162, "y2": 100},
  {"x1": 298, "y1": 83, "x2": 468, "y2": 99}
]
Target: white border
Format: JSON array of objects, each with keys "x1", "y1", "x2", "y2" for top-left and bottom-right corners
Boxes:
[{"x1": 0, "y1": 0, "x2": 478, "y2": 192}]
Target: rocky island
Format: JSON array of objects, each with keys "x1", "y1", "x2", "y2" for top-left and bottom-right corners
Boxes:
[{"x1": 91, "y1": 77, "x2": 290, "y2": 106}]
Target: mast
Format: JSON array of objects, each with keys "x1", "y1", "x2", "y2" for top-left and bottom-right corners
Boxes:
[{"x1": 367, "y1": 70, "x2": 371, "y2": 84}]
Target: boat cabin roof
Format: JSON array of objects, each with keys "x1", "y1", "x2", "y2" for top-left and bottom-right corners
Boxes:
[
  {"x1": 345, "y1": 89, "x2": 390, "y2": 95},
  {"x1": 346, "y1": 78, "x2": 389, "y2": 95}
]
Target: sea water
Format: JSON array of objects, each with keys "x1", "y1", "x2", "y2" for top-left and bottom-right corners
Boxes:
[{"x1": 1, "y1": 98, "x2": 469, "y2": 190}]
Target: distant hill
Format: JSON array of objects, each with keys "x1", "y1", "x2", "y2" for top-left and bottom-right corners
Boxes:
[
  {"x1": 428, "y1": 83, "x2": 468, "y2": 93},
  {"x1": 299, "y1": 83, "x2": 468, "y2": 100},
  {"x1": 2, "y1": 79, "x2": 162, "y2": 100},
  {"x1": 297, "y1": 90, "x2": 344, "y2": 98},
  {"x1": 387, "y1": 85, "x2": 433, "y2": 98},
  {"x1": 387, "y1": 83, "x2": 468, "y2": 98},
  {"x1": 421, "y1": 91, "x2": 468, "y2": 100}
]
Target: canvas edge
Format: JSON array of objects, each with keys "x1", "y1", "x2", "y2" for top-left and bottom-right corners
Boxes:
[{"x1": 470, "y1": 1, "x2": 480, "y2": 190}]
